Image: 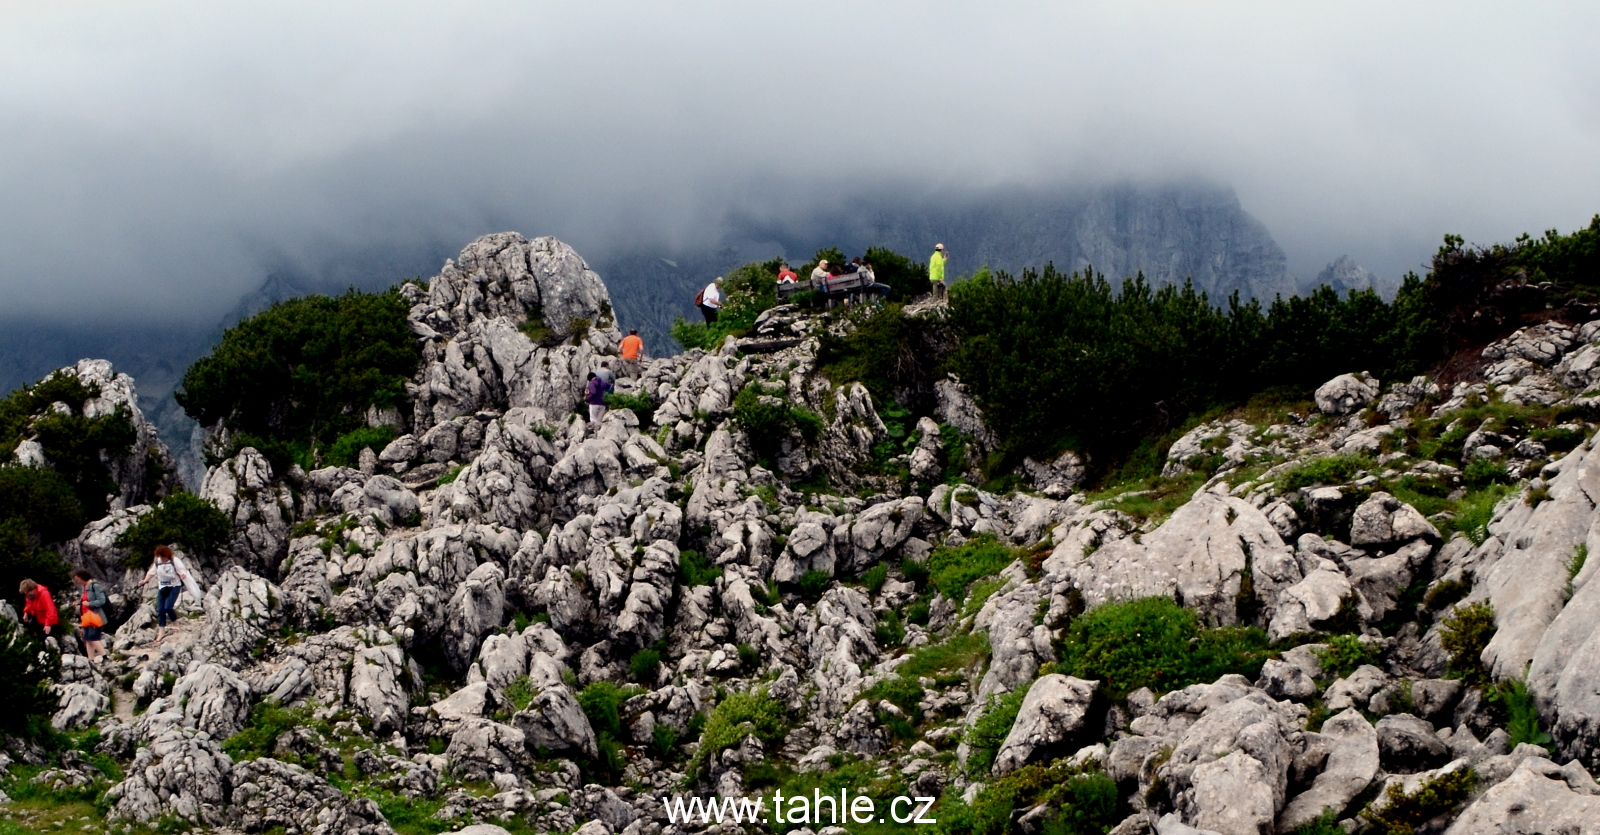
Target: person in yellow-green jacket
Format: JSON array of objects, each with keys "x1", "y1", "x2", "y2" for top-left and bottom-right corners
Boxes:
[{"x1": 929, "y1": 243, "x2": 948, "y2": 299}]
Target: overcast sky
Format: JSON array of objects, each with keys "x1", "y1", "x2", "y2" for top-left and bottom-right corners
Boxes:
[{"x1": 2, "y1": 1, "x2": 1597, "y2": 323}]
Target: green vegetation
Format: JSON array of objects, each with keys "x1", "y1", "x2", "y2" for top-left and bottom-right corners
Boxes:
[
  {"x1": 1439, "y1": 601, "x2": 1496, "y2": 685},
  {"x1": 795, "y1": 569, "x2": 832, "y2": 600},
  {"x1": 604, "y1": 390, "x2": 656, "y2": 425},
  {"x1": 1057, "y1": 596, "x2": 1272, "y2": 700},
  {"x1": 0, "y1": 370, "x2": 141, "y2": 524},
  {"x1": 176, "y1": 288, "x2": 420, "y2": 467},
  {"x1": 0, "y1": 464, "x2": 80, "y2": 599},
  {"x1": 816, "y1": 304, "x2": 944, "y2": 411},
  {"x1": 731, "y1": 384, "x2": 823, "y2": 468},
  {"x1": 223, "y1": 701, "x2": 322, "y2": 761},
  {"x1": 1290, "y1": 810, "x2": 1344, "y2": 835},
  {"x1": 115, "y1": 491, "x2": 232, "y2": 566},
  {"x1": 503, "y1": 676, "x2": 536, "y2": 712},
  {"x1": 859, "y1": 562, "x2": 889, "y2": 595},
  {"x1": 577, "y1": 681, "x2": 643, "y2": 740},
  {"x1": 326, "y1": 424, "x2": 398, "y2": 469},
  {"x1": 629, "y1": 647, "x2": 662, "y2": 683},
  {"x1": 1314, "y1": 634, "x2": 1380, "y2": 680},
  {"x1": 688, "y1": 688, "x2": 787, "y2": 778},
  {"x1": 940, "y1": 217, "x2": 1600, "y2": 475},
  {"x1": 677, "y1": 549, "x2": 721, "y2": 587},
  {"x1": 899, "y1": 632, "x2": 991, "y2": 680},
  {"x1": 0, "y1": 615, "x2": 57, "y2": 736},
  {"x1": 437, "y1": 463, "x2": 465, "y2": 485},
  {"x1": 942, "y1": 761, "x2": 1123, "y2": 835},
  {"x1": 1086, "y1": 470, "x2": 1208, "y2": 524},
  {"x1": 1452, "y1": 483, "x2": 1514, "y2": 546},
  {"x1": 1360, "y1": 767, "x2": 1476, "y2": 835},
  {"x1": 1491, "y1": 678, "x2": 1554, "y2": 752},
  {"x1": 1277, "y1": 453, "x2": 1371, "y2": 493},
  {"x1": 1567, "y1": 543, "x2": 1588, "y2": 598},
  {"x1": 964, "y1": 687, "x2": 1027, "y2": 776},
  {"x1": 921, "y1": 534, "x2": 1016, "y2": 603}
]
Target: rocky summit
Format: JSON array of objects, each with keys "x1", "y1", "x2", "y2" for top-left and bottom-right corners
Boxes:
[{"x1": 7, "y1": 230, "x2": 1600, "y2": 835}]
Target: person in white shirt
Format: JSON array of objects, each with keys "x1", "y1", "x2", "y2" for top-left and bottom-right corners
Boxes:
[{"x1": 699, "y1": 277, "x2": 724, "y2": 323}]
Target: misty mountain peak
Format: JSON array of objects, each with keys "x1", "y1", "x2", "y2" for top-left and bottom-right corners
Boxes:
[{"x1": 1311, "y1": 254, "x2": 1389, "y2": 296}]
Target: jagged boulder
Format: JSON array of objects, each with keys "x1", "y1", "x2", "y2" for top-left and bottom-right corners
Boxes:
[
  {"x1": 1276, "y1": 709, "x2": 1378, "y2": 832},
  {"x1": 201, "y1": 447, "x2": 294, "y2": 572},
  {"x1": 1314, "y1": 372, "x2": 1379, "y2": 416},
  {"x1": 169, "y1": 664, "x2": 252, "y2": 739},
  {"x1": 230, "y1": 757, "x2": 395, "y2": 835},
  {"x1": 106, "y1": 727, "x2": 234, "y2": 827},
  {"x1": 992, "y1": 675, "x2": 1100, "y2": 774}
]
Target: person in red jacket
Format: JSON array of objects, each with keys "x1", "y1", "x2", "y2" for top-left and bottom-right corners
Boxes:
[{"x1": 18, "y1": 578, "x2": 58, "y2": 636}]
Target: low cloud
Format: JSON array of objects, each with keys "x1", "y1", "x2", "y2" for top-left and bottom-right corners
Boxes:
[{"x1": 2, "y1": 0, "x2": 1596, "y2": 322}]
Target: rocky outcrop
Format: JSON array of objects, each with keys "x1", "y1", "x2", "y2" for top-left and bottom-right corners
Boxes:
[{"x1": 993, "y1": 675, "x2": 1100, "y2": 774}]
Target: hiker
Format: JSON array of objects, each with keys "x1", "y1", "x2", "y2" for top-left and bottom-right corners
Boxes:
[
  {"x1": 856, "y1": 257, "x2": 891, "y2": 303},
  {"x1": 619, "y1": 329, "x2": 644, "y2": 378},
  {"x1": 929, "y1": 243, "x2": 948, "y2": 299},
  {"x1": 73, "y1": 569, "x2": 108, "y2": 662},
  {"x1": 777, "y1": 263, "x2": 798, "y2": 284},
  {"x1": 698, "y1": 277, "x2": 724, "y2": 323},
  {"x1": 585, "y1": 371, "x2": 608, "y2": 423},
  {"x1": 18, "y1": 578, "x2": 57, "y2": 638},
  {"x1": 596, "y1": 360, "x2": 616, "y2": 390},
  {"x1": 137, "y1": 545, "x2": 192, "y2": 643},
  {"x1": 810, "y1": 260, "x2": 831, "y2": 282}
]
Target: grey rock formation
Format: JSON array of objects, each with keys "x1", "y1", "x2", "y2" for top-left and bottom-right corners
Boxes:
[
  {"x1": 992, "y1": 675, "x2": 1100, "y2": 774},
  {"x1": 1314, "y1": 373, "x2": 1379, "y2": 416}
]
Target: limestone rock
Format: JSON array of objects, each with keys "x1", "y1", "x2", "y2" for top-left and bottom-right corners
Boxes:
[
  {"x1": 1314, "y1": 373, "x2": 1379, "y2": 416},
  {"x1": 992, "y1": 675, "x2": 1100, "y2": 774},
  {"x1": 1277, "y1": 709, "x2": 1378, "y2": 832}
]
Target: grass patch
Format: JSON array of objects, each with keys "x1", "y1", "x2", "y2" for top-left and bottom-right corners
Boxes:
[
  {"x1": 898, "y1": 632, "x2": 991, "y2": 680},
  {"x1": 923, "y1": 534, "x2": 1016, "y2": 603},
  {"x1": 1276, "y1": 453, "x2": 1371, "y2": 493},
  {"x1": 677, "y1": 549, "x2": 722, "y2": 587},
  {"x1": 1490, "y1": 678, "x2": 1554, "y2": 752},
  {"x1": 1451, "y1": 483, "x2": 1514, "y2": 546},
  {"x1": 1085, "y1": 470, "x2": 1208, "y2": 524},
  {"x1": 964, "y1": 687, "x2": 1027, "y2": 776}
]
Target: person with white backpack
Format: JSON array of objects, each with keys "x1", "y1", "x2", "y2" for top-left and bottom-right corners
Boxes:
[{"x1": 137, "y1": 545, "x2": 198, "y2": 644}]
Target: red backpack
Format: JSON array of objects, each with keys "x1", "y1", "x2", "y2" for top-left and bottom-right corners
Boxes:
[{"x1": 694, "y1": 287, "x2": 705, "y2": 306}]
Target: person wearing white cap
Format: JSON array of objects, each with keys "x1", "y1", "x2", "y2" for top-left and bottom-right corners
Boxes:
[
  {"x1": 929, "y1": 243, "x2": 948, "y2": 299},
  {"x1": 810, "y1": 260, "x2": 831, "y2": 282},
  {"x1": 698, "y1": 277, "x2": 724, "y2": 323}
]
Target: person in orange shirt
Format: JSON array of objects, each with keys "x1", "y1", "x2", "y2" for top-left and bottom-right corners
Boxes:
[{"x1": 619, "y1": 329, "x2": 644, "y2": 378}]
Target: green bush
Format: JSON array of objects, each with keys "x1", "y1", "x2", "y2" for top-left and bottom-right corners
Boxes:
[
  {"x1": 965, "y1": 687, "x2": 1027, "y2": 776},
  {"x1": 941, "y1": 762, "x2": 1122, "y2": 835},
  {"x1": 815, "y1": 304, "x2": 944, "y2": 411},
  {"x1": 1462, "y1": 457, "x2": 1511, "y2": 489},
  {"x1": 796, "y1": 569, "x2": 832, "y2": 600},
  {"x1": 1057, "y1": 596, "x2": 1271, "y2": 700},
  {"x1": 177, "y1": 288, "x2": 420, "y2": 458},
  {"x1": 577, "y1": 681, "x2": 643, "y2": 740},
  {"x1": 873, "y1": 610, "x2": 905, "y2": 647},
  {"x1": 1, "y1": 370, "x2": 142, "y2": 522},
  {"x1": 223, "y1": 701, "x2": 314, "y2": 761},
  {"x1": 677, "y1": 549, "x2": 721, "y2": 587},
  {"x1": 861, "y1": 676, "x2": 924, "y2": 722},
  {"x1": 0, "y1": 615, "x2": 58, "y2": 736},
  {"x1": 688, "y1": 688, "x2": 787, "y2": 778},
  {"x1": 1290, "y1": 810, "x2": 1344, "y2": 835},
  {"x1": 503, "y1": 676, "x2": 536, "y2": 712},
  {"x1": 629, "y1": 648, "x2": 662, "y2": 683},
  {"x1": 115, "y1": 491, "x2": 232, "y2": 566},
  {"x1": 0, "y1": 464, "x2": 80, "y2": 597},
  {"x1": 437, "y1": 464, "x2": 465, "y2": 485},
  {"x1": 1360, "y1": 767, "x2": 1476, "y2": 835},
  {"x1": 604, "y1": 390, "x2": 656, "y2": 425},
  {"x1": 1315, "y1": 634, "x2": 1380, "y2": 679},
  {"x1": 925, "y1": 534, "x2": 1016, "y2": 603},
  {"x1": 1439, "y1": 601, "x2": 1496, "y2": 685},
  {"x1": 325, "y1": 424, "x2": 398, "y2": 469}
]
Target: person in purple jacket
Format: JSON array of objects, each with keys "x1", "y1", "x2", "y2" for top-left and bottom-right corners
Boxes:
[{"x1": 585, "y1": 371, "x2": 608, "y2": 423}]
